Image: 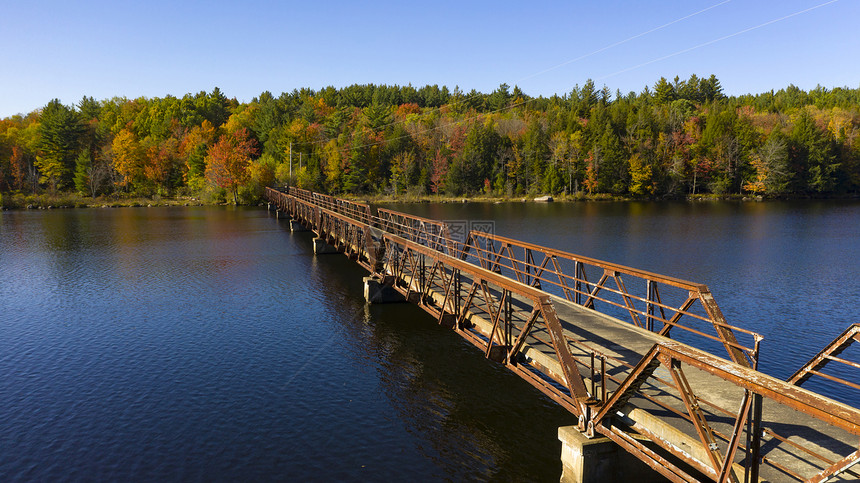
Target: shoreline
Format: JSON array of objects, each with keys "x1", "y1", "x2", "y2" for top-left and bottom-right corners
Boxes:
[
  {"x1": 0, "y1": 193, "x2": 210, "y2": 211},
  {"x1": 3, "y1": 191, "x2": 859, "y2": 211},
  {"x1": 343, "y1": 192, "x2": 860, "y2": 204}
]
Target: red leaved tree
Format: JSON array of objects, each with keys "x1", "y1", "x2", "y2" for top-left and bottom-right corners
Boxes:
[
  {"x1": 430, "y1": 148, "x2": 448, "y2": 194},
  {"x1": 10, "y1": 146, "x2": 27, "y2": 191},
  {"x1": 583, "y1": 151, "x2": 598, "y2": 195},
  {"x1": 205, "y1": 128, "x2": 258, "y2": 204}
]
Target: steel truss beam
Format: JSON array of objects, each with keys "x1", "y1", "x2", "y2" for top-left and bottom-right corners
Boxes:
[{"x1": 264, "y1": 187, "x2": 860, "y2": 483}]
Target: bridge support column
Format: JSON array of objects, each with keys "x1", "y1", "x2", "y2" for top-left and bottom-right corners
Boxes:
[
  {"x1": 313, "y1": 238, "x2": 339, "y2": 254},
  {"x1": 290, "y1": 219, "x2": 308, "y2": 232},
  {"x1": 364, "y1": 275, "x2": 404, "y2": 304},
  {"x1": 558, "y1": 426, "x2": 663, "y2": 483}
]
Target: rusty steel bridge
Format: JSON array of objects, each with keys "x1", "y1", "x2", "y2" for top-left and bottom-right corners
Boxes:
[{"x1": 265, "y1": 186, "x2": 860, "y2": 483}]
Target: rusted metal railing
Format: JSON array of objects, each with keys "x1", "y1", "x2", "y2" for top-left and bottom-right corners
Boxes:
[
  {"x1": 264, "y1": 187, "x2": 860, "y2": 483},
  {"x1": 595, "y1": 340, "x2": 860, "y2": 483},
  {"x1": 789, "y1": 323, "x2": 860, "y2": 393},
  {"x1": 376, "y1": 208, "x2": 457, "y2": 255},
  {"x1": 460, "y1": 231, "x2": 761, "y2": 369},
  {"x1": 288, "y1": 187, "x2": 374, "y2": 225}
]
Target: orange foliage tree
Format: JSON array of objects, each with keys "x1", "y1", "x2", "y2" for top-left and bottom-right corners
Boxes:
[
  {"x1": 112, "y1": 128, "x2": 144, "y2": 189},
  {"x1": 179, "y1": 120, "x2": 217, "y2": 190},
  {"x1": 204, "y1": 128, "x2": 258, "y2": 204},
  {"x1": 143, "y1": 137, "x2": 179, "y2": 194}
]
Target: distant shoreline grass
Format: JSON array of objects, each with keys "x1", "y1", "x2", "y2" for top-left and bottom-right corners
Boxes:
[
  {"x1": 0, "y1": 192, "x2": 211, "y2": 210},
  {"x1": 2, "y1": 191, "x2": 857, "y2": 211},
  {"x1": 342, "y1": 193, "x2": 822, "y2": 204}
]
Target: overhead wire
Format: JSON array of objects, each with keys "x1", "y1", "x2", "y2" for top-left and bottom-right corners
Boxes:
[
  {"x1": 289, "y1": 0, "x2": 734, "y2": 159},
  {"x1": 518, "y1": 0, "x2": 732, "y2": 83},
  {"x1": 357, "y1": 0, "x2": 733, "y2": 139},
  {"x1": 289, "y1": 0, "x2": 838, "y2": 159},
  {"x1": 597, "y1": 0, "x2": 840, "y2": 82}
]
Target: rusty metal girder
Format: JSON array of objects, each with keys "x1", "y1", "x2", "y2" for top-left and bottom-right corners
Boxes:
[
  {"x1": 808, "y1": 449, "x2": 860, "y2": 483},
  {"x1": 264, "y1": 187, "x2": 860, "y2": 483},
  {"x1": 462, "y1": 230, "x2": 760, "y2": 368},
  {"x1": 591, "y1": 339, "x2": 860, "y2": 482},
  {"x1": 718, "y1": 390, "x2": 753, "y2": 483},
  {"x1": 377, "y1": 208, "x2": 456, "y2": 255},
  {"x1": 661, "y1": 353, "x2": 738, "y2": 483},
  {"x1": 599, "y1": 423, "x2": 702, "y2": 483},
  {"x1": 594, "y1": 344, "x2": 662, "y2": 422},
  {"x1": 375, "y1": 231, "x2": 593, "y2": 413},
  {"x1": 659, "y1": 340, "x2": 860, "y2": 436},
  {"x1": 788, "y1": 323, "x2": 860, "y2": 390}
]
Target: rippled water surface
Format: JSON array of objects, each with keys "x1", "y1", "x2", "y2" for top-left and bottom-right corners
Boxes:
[
  {"x1": 2, "y1": 201, "x2": 859, "y2": 480},
  {"x1": 0, "y1": 207, "x2": 571, "y2": 481}
]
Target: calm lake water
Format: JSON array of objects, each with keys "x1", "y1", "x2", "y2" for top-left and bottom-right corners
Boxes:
[
  {"x1": 0, "y1": 206, "x2": 571, "y2": 481},
  {"x1": 1, "y1": 200, "x2": 858, "y2": 480}
]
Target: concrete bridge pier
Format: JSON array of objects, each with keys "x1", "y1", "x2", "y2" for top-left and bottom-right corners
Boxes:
[
  {"x1": 558, "y1": 426, "x2": 664, "y2": 483},
  {"x1": 313, "y1": 238, "x2": 340, "y2": 254},
  {"x1": 290, "y1": 219, "x2": 309, "y2": 233},
  {"x1": 363, "y1": 275, "x2": 405, "y2": 304}
]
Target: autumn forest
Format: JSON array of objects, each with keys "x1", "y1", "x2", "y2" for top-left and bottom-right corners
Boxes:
[{"x1": 2, "y1": 75, "x2": 860, "y2": 206}]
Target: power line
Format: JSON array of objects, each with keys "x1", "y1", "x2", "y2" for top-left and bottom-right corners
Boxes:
[
  {"x1": 294, "y1": 1, "x2": 838, "y2": 157},
  {"x1": 597, "y1": 0, "x2": 840, "y2": 81},
  {"x1": 303, "y1": 0, "x2": 733, "y2": 149},
  {"x1": 518, "y1": 0, "x2": 732, "y2": 83}
]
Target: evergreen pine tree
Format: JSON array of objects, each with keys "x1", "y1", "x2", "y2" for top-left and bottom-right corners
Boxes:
[{"x1": 73, "y1": 151, "x2": 92, "y2": 195}]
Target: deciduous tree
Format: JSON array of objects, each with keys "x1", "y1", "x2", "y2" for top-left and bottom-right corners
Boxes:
[
  {"x1": 112, "y1": 128, "x2": 144, "y2": 189},
  {"x1": 10, "y1": 146, "x2": 27, "y2": 191},
  {"x1": 205, "y1": 128, "x2": 258, "y2": 204},
  {"x1": 628, "y1": 153, "x2": 654, "y2": 196}
]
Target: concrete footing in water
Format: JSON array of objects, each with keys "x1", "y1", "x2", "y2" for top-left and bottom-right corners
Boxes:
[
  {"x1": 290, "y1": 220, "x2": 308, "y2": 232},
  {"x1": 312, "y1": 238, "x2": 340, "y2": 254},
  {"x1": 363, "y1": 275, "x2": 405, "y2": 304},
  {"x1": 558, "y1": 426, "x2": 664, "y2": 483}
]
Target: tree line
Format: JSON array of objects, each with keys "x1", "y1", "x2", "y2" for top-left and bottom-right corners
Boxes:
[{"x1": 2, "y1": 76, "x2": 859, "y2": 204}]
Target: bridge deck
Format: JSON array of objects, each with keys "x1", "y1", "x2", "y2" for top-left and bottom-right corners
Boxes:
[
  {"x1": 549, "y1": 296, "x2": 856, "y2": 482},
  {"x1": 267, "y1": 187, "x2": 860, "y2": 482},
  {"x1": 409, "y1": 266, "x2": 858, "y2": 481}
]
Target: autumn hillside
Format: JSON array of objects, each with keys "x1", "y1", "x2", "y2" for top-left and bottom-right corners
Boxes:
[{"x1": 2, "y1": 77, "x2": 859, "y2": 206}]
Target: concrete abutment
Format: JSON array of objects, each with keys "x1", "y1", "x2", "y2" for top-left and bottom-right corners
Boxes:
[
  {"x1": 289, "y1": 219, "x2": 308, "y2": 232},
  {"x1": 558, "y1": 426, "x2": 665, "y2": 483},
  {"x1": 312, "y1": 237, "x2": 340, "y2": 254},
  {"x1": 363, "y1": 275, "x2": 405, "y2": 304}
]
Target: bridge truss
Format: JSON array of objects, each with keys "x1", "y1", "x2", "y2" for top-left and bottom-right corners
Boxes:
[{"x1": 266, "y1": 187, "x2": 860, "y2": 483}]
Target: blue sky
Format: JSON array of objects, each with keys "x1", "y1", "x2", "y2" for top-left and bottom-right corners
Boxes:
[{"x1": 1, "y1": 0, "x2": 857, "y2": 117}]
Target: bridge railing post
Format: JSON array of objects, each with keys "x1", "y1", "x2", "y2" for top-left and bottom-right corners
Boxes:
[{"x1": 278, "y1": 188, "x2": 860, "y2": 483}]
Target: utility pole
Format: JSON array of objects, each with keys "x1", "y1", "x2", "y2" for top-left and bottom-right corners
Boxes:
[{"x1": 289, "y1": 142, "x2": 293, "y2": 180}]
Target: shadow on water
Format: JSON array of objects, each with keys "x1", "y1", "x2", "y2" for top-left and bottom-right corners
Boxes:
[
  {"x1": 0, "y1": 207, "x2": 568, "y2": 481},
  {"x1": 285, "y1": 225, "x2": 575, "y2": 481}
]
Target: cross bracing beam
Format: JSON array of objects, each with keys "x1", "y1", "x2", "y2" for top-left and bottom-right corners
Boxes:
[{"x1": 265, "y1": 187, "x2": 860, "y2": 483}]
